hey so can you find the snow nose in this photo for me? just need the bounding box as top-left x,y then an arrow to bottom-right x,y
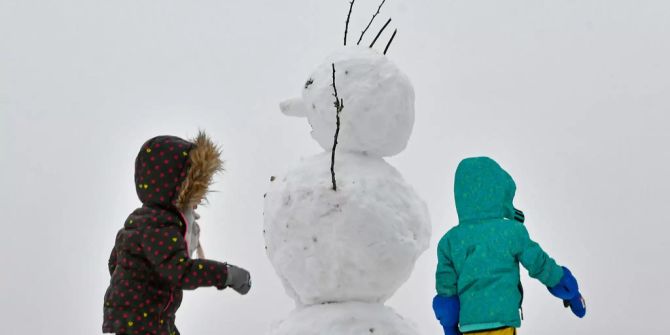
280,97 -> 308,117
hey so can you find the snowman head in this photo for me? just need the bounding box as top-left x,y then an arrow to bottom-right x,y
280,46 -> 415,157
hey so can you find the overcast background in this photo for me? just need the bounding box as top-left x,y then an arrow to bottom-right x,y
1,0 -> 669,334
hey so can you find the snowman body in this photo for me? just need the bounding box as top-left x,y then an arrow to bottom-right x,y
265,46 -> 431,334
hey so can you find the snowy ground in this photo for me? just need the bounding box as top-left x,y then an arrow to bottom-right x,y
269,302 -> 420,335
2,1 -> 670,334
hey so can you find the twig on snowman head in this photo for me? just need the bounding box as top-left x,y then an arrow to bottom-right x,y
330,63 -> 343,191
383,29 -> 397,55
369,17 -> 392,48
357,0 -> 387,45
344,0 -> 356,46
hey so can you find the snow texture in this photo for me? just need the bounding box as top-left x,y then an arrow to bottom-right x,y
280,46 -> 415,157
263,152 -> 431,306
268,302 -> 420,335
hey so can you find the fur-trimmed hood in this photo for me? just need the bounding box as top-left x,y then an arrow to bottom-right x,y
134,131 -> 223,210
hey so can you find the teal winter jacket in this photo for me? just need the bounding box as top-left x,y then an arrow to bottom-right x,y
436,157 -> 564,333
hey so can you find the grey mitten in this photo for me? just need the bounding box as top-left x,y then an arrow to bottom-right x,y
226,264 -> 252,295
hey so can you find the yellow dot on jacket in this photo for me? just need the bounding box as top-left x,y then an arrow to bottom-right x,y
160,319 -> 164,324
129,220 -> 133,224
198,264 -> 204,270
172,237 -> 178,242
144,184 -> 149,189
179,258 -> 184,263
143,312 -> 148,318
146,148 -> 152,153
182,151 -> 188,156
128,321 -> 134,327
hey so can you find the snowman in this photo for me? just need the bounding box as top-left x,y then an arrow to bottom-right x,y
264,44 -> 431,334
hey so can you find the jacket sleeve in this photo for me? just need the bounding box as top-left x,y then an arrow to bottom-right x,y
435,235 -> 458,297
514,223 -> 563,287
142,225 -> 228,290
108,229 -> 122,275
108,247 -> 117,276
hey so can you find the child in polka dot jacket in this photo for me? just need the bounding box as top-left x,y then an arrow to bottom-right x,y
103,132 -> 251,335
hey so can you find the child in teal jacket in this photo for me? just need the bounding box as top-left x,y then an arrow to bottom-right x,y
433,157 -> 585,335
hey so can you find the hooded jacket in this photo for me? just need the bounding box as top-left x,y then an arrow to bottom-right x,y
435,157 -> 563,333
103,133 -> 228,335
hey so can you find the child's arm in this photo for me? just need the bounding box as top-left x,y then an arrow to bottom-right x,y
141,225 -> 237,291
108,230 -> 122,275
514,223 -> 564,287
514,223 -> 586,317
108,247 -> 117,276
436,236 -> 458,297
434,235 -> 461,335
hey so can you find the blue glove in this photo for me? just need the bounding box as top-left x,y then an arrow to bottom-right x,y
548,266 -> 586,318
564,294 -> 587,318
548,267 -> 579,299
433,295 -> 462,335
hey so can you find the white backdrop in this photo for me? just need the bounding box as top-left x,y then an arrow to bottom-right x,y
1,0 -> 669,334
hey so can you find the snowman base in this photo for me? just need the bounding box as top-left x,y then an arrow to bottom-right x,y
268,302 -> 420,335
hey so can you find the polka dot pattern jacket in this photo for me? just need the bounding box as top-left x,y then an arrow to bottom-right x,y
103,133 -> 228,335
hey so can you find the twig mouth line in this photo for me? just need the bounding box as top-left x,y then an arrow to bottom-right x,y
330,63 -> 343,192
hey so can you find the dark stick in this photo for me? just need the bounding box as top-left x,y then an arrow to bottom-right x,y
357,0 -> 387,45
383,29 -> 397,55
369,17 -> 392,48
330,63 -> 343,191
344,0 -> 355,46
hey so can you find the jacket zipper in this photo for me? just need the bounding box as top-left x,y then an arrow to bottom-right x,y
159,289 -> 174,332
163,289 -> 174,313
518,282 -> 524,320
159,210 -> 188,335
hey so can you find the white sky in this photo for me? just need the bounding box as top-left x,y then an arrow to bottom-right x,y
1,0 -> 669,334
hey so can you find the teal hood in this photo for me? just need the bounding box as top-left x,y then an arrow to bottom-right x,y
454,157 -> 517,223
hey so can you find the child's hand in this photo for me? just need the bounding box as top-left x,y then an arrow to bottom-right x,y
433,295 -> 462,335
196,243 -> 206,259
441,325 -> 461,335
224,263 -> 252,295
563,295 -> 587,318
548,267 -> 586,318
548,267 -> 579,300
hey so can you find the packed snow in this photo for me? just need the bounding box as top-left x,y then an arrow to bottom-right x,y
267,41 -> 429,334
263,152 -> 431,306
280,46 -> 415,157
269,302 -> 420,335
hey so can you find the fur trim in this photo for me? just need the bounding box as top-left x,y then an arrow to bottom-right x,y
175,131 -> 224,209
